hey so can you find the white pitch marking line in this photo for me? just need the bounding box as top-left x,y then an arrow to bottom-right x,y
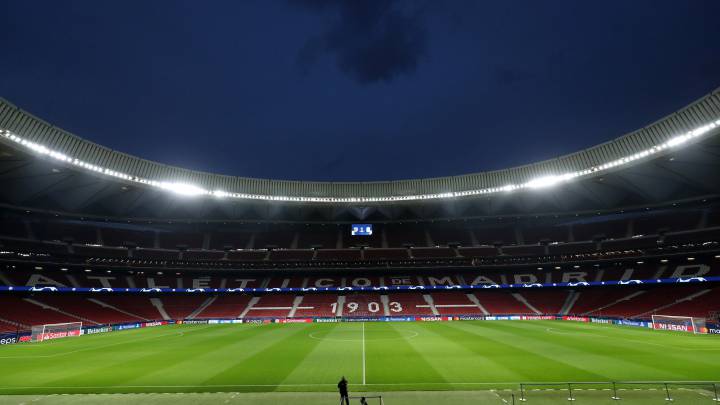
362,322 -> 366,386
490,389 -> 508,404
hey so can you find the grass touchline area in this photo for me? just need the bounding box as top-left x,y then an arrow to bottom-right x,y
0,320 -> 717,396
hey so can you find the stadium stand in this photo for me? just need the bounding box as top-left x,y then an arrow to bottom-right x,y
293,294 -> 339,317
0,89 -> 719,337
432,292 -> 484,315
194,295 -> 252,319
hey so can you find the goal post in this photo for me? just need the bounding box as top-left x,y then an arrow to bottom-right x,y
31,322 -> 83,342
651,315 -> 706,334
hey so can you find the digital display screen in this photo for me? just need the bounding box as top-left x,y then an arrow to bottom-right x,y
351,224 -> 373,236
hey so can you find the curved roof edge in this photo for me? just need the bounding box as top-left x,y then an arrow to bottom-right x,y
1,88 -> 720,202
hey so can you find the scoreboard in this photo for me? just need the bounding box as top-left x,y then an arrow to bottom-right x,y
351,224 -> 373,236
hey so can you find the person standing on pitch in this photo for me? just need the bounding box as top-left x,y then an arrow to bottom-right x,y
338,376 -> 349,405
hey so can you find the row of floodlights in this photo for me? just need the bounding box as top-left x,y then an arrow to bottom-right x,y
2,119 -> 719,203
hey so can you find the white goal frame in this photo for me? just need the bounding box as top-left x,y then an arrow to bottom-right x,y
651,315 -> 705,334
31,322 -> 83,342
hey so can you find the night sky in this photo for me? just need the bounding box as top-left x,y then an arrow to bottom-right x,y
1,1 -> 719,182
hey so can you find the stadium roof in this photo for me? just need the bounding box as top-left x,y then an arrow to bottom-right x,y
1,88 -> 720,221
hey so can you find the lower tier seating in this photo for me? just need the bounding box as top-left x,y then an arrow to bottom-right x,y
1,284 -> 718,331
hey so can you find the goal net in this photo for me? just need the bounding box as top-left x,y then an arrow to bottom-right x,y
651,315 -> 706,334
31,322 -> 83,342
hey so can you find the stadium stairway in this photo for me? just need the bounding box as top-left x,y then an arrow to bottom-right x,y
24,298 -> 101,325
160,296 -> 209,320
560,291 -> 580,315
150,298 -> 171,320
653,287 -> 719,318
385,293 -> 435,316
588,286 -> 708,318
292,294 -> 339,318
243,295 -> 294,318
520,290 -> 571,315
194,295 -> 252,319
634,288 -> 712,318
34,296 -> 137,325
0,317 -> 27,333
0,296 -> 95,327
87,298 -> 151,322
466,293 -> 490,315
92,296 -> 163,321
511,293 -> 542,314
187,296 -> 217,319
581,290 -> 646,317
473,291 -> 533,314
431,292 -> 485,315
422,294 -> 440,316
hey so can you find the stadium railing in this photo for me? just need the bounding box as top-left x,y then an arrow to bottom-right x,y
517,381 -> 720,402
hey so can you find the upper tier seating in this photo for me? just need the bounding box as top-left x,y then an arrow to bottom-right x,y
521,223 -> 568,244
472,224 -> 517,245
226,250 -> 267,261
0,219 -> 27,239
182,250 -> 226,261
601,236 -> 659,251
502,244 -> 545,257
635,211 -> 701,235
159,231 -> 203,250
102,228 -> 155,248
314,249 -> 361,261
411,247 -> 457,259
73,244 -> 129,259
547,242 -> 597,256
296,226 -> 340,249
208,230 -> 253,250
573,218 -> 628,241
457,246 -> 497,257
31,222 -> 97,244
363,248 -> 409,260
268,249 -> 314,261
132,248 -> 179,261
429,223 -> 474,246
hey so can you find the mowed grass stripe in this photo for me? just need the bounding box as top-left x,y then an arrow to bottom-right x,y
280,323 -> 363,387
202,323 -> 331,390
124,324 -> 295,388
4,325 -> 276,393
366,322 -> 448,385
0,325 -> 222,387
490,320 -> 720,381
415,322 -> 533,382
0,321 -> 718,395
47,324 -> 270,389
446,321 -> 614,382
447,321 -> 615,381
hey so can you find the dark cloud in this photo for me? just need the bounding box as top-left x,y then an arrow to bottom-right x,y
293,0 -> 428,84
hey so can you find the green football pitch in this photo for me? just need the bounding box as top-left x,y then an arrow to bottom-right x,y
0,320 -> 718,404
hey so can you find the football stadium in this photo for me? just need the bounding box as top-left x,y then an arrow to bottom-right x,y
2,2 -> 720,404
1,88 -> 720,404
